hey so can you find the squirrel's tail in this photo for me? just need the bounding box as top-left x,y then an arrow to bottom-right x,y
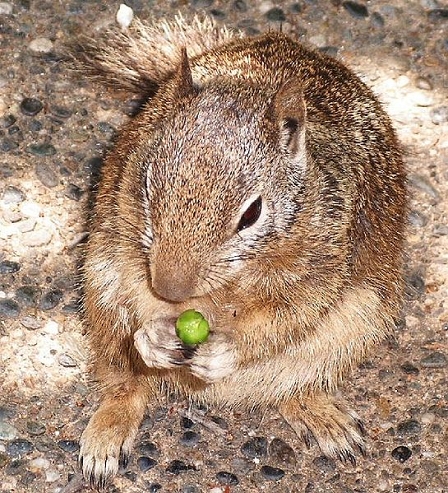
71,14 -> 238,94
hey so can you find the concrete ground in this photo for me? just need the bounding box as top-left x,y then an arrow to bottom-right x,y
0,0 -> 447,492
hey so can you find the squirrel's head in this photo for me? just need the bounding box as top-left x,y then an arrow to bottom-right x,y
123,51 -> 309,303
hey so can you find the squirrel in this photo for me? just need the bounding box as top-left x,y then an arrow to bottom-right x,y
73,14 -> 406,489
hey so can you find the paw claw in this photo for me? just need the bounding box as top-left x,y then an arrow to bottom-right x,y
181,346 -> 197,359
119,451 -> 130,470
280,395 -> 367,465
340,450 -> 357,466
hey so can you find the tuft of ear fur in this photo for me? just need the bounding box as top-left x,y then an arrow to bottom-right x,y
273,78 -> 307,156
69,14 -> 239,95
173,48 -> 196,99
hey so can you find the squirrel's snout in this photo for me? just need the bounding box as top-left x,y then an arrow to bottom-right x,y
151,265 -> 197,303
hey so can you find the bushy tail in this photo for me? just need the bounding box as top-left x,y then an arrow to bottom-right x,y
71,14 -> 238,94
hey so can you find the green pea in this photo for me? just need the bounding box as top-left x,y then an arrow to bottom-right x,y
175,309 -> 210,345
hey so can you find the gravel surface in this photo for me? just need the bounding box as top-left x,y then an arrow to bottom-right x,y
0,1 -> 447,492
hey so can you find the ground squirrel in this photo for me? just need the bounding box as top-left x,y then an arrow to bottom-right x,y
73,14 -> 406,489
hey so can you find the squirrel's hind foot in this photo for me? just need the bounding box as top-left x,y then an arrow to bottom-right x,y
279,393 -> 366,464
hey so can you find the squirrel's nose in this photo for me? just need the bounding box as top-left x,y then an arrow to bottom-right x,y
151,265 -> 196,303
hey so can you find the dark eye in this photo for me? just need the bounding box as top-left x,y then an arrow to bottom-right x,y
237,196 -> 262,232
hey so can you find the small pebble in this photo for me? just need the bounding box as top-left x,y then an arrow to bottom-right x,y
122,470 -> 136,482
420,351 -> 447,368
137,440 -> 160,458
20,200 -> 41,217
371,11 -> 384,28
180,416 -> 195,429
62,300 -> 81,313
43,319 -> 59,335
20,316 -> 42,332
181,486 -> 200,493
0,299 -> 20,318
428,8 -> 448,22
40,289 -> 63,311
210,416 -> 228,429
0,422 -> 18,440
20,97 -> 43,116
6,439 -> 34,457
28,38 -> 53,53
312,455 -> 336,472
430,106 -> 448,125
20,470 -> 37,485
0,260 -> 20,274
45,469 -> 60,482
147,484 -> 162,492
17,218 -> 37,234
408,210 -> 427,228
15,286 -> 41,307
241,436 -> 268,458
97,121 -> 116,136
391,446 -> 412,463
50,105 -> 72,120
402,485 -> 418,493
116,3 -> 134,29
58,353 -> 77,368
265,7 -> 286,21
137,456 -> 157,472
343,1 -> 369,18
409,91 -> 433,107
28,119 -> 43,132
2,186 -> 25,204
421,412 -> 436,425
405,271 -> 425,299
26,421 -> 46,436
260,465 -> 285,481
433,224 -> 448,236
415,76 -> 433,90
0,407 -> 16,420
27,143 -> 57,157
268,438 -> 296,467
141,416 -> 154,431
231,457 -> 254,475
216,471 -> 239,485
0,2 -> 13,15
191,0 -> 214,7
57,440 -> 79,453
0,137 -> 19,152
5,458 -> 24,476
35,162 -> 59,188
166,459 -> 193,474
397,420 -> 421,436
28,457 -> 50,472
408,174 -> 439,199
179,430 -> 200,447
400,362 -> 419,375
0,114 -> 16,128
420,459 -> 439,473
65,183 -> 84,201
233,0 -> 248,12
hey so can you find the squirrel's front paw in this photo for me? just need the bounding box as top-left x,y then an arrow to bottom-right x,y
134,317 -> 193,369
187,334 -> 237,383
79,403 -> 138,489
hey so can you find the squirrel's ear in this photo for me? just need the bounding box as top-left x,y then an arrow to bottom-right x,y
273,78 -> 307,156
172,47 -> 196,99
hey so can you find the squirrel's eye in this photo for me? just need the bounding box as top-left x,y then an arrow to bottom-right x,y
237,196 -> 262,232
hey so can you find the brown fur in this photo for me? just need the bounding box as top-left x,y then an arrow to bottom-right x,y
73,15 -> 406,489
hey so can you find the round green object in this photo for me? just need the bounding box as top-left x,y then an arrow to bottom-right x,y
175,309 -> 210,345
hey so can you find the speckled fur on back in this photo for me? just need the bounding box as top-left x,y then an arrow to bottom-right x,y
73,14 -> 406,490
